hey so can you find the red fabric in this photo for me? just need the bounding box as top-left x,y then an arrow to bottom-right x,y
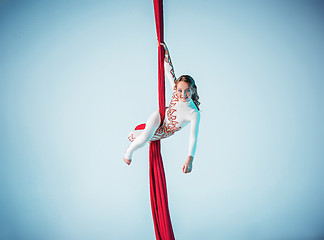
135,124 -> 146,130
150,0 -> 175,239
153,0 -> 165,123
149,141 -> 175,240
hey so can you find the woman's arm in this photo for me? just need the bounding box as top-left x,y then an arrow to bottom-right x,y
160,43 -> 177,89
188,111 -> 200,157
183,111 -> 200,173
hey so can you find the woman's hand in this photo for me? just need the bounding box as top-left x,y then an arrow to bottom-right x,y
182,156 -> 193,174
157,41 -> 169,60
157,41 -> 166,48
160,42 -> 169,53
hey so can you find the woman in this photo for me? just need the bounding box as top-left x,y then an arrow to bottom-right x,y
124,43 -> 200,174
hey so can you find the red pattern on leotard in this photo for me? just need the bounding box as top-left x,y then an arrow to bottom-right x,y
128,92 -> 181,142
151,91 -> 181,141
166,55 -> 177,83
128,133 -> 135,142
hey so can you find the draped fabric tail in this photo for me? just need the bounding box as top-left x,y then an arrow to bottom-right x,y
150,0 -> 175,239
149,141 -> 175,240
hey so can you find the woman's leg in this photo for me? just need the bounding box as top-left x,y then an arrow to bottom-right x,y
124,110 -> 161,163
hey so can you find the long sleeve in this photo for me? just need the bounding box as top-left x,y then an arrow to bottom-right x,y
164,56 -> 176,89
188,111 -> 200,157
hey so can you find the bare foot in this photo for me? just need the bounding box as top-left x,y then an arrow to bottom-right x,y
123,157 -> 131,165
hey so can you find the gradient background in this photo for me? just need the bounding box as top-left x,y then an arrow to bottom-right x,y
1,0 -> 324,239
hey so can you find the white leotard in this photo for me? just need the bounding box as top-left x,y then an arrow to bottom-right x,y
125,57 -> 200,159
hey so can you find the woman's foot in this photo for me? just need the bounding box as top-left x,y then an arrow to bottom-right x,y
123,157 -> 131,165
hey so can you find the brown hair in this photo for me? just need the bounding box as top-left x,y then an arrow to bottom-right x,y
176,75 -> 200,111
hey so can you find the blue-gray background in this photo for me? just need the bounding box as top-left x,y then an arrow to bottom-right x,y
1,0 -> 323,239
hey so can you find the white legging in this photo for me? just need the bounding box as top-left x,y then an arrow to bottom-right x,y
125,110 -> 161,159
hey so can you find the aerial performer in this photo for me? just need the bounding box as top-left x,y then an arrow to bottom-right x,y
123,1 -> 200,239
123,42 -> 201,174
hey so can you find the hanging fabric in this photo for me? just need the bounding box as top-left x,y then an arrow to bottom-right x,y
149,0 -> 175,239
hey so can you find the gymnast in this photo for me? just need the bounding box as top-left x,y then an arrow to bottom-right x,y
123,42 -> 200,174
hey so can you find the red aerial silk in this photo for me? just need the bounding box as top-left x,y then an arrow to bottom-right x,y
150,0 -> 175,239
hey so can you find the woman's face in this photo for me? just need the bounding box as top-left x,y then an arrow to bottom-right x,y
175,81 -> 192,102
